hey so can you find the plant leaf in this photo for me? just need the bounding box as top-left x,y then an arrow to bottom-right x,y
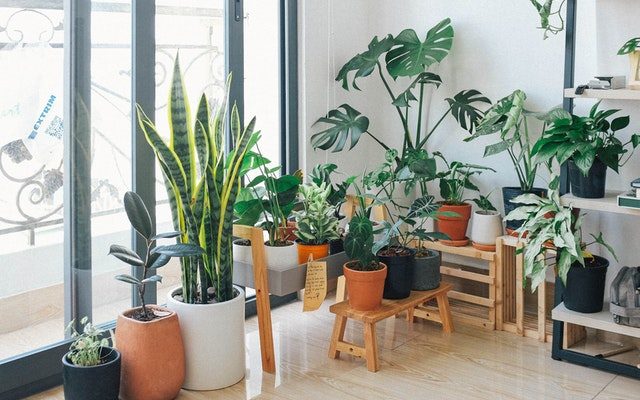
152,243 -> 205,257
115,274 -> 142,286
336,35 -> 394,90
123,191 -> 153,240
141,275 -> 163,284
151,231 -> 182,240
108,244 -> 144,267
446,90 -> 491,133
311,104 -> 370,153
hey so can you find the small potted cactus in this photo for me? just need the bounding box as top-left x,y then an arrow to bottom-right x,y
293,182 -> 340,264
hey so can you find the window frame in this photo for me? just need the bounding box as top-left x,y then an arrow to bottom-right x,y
0,0 -> 298,398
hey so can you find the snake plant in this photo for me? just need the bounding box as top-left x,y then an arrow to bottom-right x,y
137,56 -> 260,303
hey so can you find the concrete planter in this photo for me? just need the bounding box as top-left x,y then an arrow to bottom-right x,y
470,210 -> 503,251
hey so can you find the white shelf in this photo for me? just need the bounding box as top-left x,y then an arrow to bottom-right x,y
564,88 -> 640,100
560,192 -> 640,216
552,302 -> 640,339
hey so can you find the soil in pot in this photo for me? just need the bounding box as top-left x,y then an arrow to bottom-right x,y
436,202 -> 471,245
297,242 -> 330,264
343,261 -> 387,311
412,249 -> 441,291
562,255 -> 610,313
502,187 -> 547,233
568,158 -> 607,199
115,305 -> 185,400
377,247 -> 416,299
63,347 -> 121,400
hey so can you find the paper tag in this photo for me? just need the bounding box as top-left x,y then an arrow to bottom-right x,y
302,259 -> 327,312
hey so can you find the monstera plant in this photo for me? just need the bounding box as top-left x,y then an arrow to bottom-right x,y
311,18 -> 490,196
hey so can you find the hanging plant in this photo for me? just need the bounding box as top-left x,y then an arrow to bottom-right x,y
528,0 -> 566,39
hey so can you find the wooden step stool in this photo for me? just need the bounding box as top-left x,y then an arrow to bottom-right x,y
328,283 -> 453,372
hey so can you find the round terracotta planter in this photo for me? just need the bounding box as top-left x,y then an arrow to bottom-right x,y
343,262 -> 387,311
436,203 -> 472,243
115,305 -> 185,400
297,242 -> 330,264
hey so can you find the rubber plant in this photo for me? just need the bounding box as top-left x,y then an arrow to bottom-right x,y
311,18 -> 490,196
137,56 -> 260,304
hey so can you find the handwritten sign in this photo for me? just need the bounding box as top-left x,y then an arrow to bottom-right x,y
303,259 -> 327,312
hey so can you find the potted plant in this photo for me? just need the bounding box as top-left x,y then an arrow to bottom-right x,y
618,37 -> 640,89
434,152 -> 495,246
110,192 -> 203,400
292,182 -> 340,264
62,318 -> 120,400
528,0 -> 566,39
343,189 -> 387,311
138,56 -> 259,390
309,163 -> 355,254
234,150 -> 302,269
466,90 -> 555,233
469,193 -> 502,251
506,177 -> 618,313
311,19 -> 489,195
532,102 -> 640,199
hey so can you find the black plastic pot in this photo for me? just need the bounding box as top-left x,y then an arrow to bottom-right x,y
377,248 -> 415,299
502,186 -> 547,232
562,255 -> 610,313
412,250 -> 441,291
329,238 -> 344,255
63,347 -> 121,400
568,158 -> 607,199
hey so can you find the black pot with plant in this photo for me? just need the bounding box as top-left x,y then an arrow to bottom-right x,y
532,102 -> 640,199
561,255 -> 610,313
62,318 -> 121,400
412,248 -> 441,291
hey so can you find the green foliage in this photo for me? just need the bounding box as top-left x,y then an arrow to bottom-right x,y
309,163 -> 356,213
505,180 -> 618,291
111,191 -> 203,318
528,0 -> 566,39
466,90 -> 554,191
434,152 -> 495,205
137,56 -> 259,303
472,194 -> 497,213
618,37 -> 640,55
233,153 -> 302,245
293,182 -> 340,245
312,19 -> 489,190
65,317 -> 112,367
531,102 -> 640,175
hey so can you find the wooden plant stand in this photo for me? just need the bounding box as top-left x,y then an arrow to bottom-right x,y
417,240 -> 499,330
328,283 -> 453,372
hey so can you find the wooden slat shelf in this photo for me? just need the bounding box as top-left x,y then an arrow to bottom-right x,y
419,241 -> 495,261
552,302 -> 640,339
560,192 -> 640,216
564,87 -> 640,100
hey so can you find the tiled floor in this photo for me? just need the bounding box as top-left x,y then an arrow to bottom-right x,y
27,292 -> 640,399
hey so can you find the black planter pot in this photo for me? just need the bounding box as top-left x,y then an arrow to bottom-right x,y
502,186 -> 547,232
377,248 -> 415,299
568,158 -> 607,199
412,250 -> 441,291
62,347 -> 121,400
329,238 -> 344,255
562,255 -> 610,313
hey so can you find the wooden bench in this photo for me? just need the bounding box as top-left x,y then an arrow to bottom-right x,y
328,283 -> 453,372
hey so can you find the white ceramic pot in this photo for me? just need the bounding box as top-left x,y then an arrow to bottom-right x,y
166,286 -> 246,390
232,239 -> 253,264
264,241 -> 298,270
470,210 -> 503,246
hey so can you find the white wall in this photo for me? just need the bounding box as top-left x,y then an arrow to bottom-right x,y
299,1 -> 640,288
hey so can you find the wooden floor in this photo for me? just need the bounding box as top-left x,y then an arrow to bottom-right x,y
28,292 -> 640,400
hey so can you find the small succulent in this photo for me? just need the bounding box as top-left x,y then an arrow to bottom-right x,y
65,317 -> 112,367
293,182 -> 340,245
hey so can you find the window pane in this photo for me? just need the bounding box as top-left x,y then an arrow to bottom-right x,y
154,1 -> 226,301
244,0 -> 281,167
89,0 -> 132,326
0,4 -> 65,360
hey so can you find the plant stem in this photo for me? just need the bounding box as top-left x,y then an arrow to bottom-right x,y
419,106 -> 452,149
376,62 -> 413,150
416,83 -> 425,147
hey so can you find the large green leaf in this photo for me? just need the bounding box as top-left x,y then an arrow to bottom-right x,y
385,18 -> 454,78
336,35 -> 394,90
344,215 -> 374,267
392,72 -> 442,107
123,191 -> 153,239
109,244 -> 144,267
408,195 -> 438,218
446,90 -> 491,133
618,37 -> 640,55
311,104 -> 370,152
153,243 -> 205,257
168,56 -> 195,194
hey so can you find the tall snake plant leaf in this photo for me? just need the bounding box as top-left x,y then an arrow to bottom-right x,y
385,18 -> 454,78
168,56 -> 196,195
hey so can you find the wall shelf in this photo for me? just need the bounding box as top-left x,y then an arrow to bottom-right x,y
560,192 -> 640,216
552,302 -> 640,339
564,88 -> 640,100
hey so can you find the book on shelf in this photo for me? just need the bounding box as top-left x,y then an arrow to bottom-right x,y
617,191 -> 640,209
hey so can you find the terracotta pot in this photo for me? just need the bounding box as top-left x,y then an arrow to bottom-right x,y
115,305 -> 185,400
278,221 -> 298,242
436,203 -> 472,241
343,262 -> 387,311
297,242 -> 330,264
